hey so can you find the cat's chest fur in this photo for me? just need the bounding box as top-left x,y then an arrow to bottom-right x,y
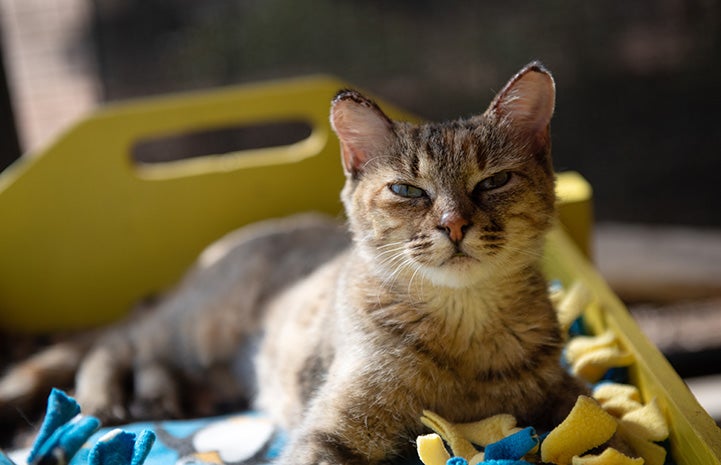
359,277 -> 561,420
257,249 -> 563,429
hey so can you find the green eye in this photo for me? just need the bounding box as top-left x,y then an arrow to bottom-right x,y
389,183 -> 426,198
477,171 -> 511,191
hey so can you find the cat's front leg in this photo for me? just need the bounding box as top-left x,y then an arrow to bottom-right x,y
74,330 -> 135,421
73,322 -> 186,421
277,379 -> 418,465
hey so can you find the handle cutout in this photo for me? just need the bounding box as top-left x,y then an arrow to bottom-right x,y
131,120 -> 313,164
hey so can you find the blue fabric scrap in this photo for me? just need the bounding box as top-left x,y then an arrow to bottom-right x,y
568,316 -> 587,338
22,389 -> 158,465
1,452 -> 16,465
27,388 -> 101,465
601,366 -> 629,384
446,457 -> 468,465
265,431 -> 288,460
484,427 -> 537,462
28,388 -> 85,464
482,454 -> 534,464
87,429 -> 156,465
34,416 -> 101,465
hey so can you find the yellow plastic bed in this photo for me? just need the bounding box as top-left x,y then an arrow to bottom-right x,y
0,76 -> 719,464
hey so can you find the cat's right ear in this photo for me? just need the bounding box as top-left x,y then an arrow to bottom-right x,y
485,61 -> 555,151
330,90 -> 395,178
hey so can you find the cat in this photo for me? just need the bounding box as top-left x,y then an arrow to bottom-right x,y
0,62 -> 589,464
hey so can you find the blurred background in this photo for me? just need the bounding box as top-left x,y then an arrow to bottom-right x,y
0,0 -> 720,422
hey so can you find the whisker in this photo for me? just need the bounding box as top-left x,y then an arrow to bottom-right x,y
406,260 -> 426,302
491,242 -> 543,260
380,253 -> 420,293
375,241 -> 409,251
376,249 -> 408,269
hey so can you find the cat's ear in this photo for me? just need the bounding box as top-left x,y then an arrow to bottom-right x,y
331,90 -> 395,178
486,61 -> 555,148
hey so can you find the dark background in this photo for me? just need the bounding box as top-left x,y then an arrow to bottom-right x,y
91,0 -> 721,226
2,0 -> 720,225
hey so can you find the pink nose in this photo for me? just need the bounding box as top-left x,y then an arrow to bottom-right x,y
438,212 -> 471,244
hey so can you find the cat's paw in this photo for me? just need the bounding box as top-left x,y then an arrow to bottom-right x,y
278,432 -> 376,465
76,389 -> 129,423
128,363 -> 182,419
74,343 -> 131,423
0,364 -> 40,424
75,346 -> 184,422
0,364 -> 35,406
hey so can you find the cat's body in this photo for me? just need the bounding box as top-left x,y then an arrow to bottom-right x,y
0,62 -> 588,464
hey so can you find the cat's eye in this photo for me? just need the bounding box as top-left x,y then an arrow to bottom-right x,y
389,183 -> 426,199
476,171 -> 511,192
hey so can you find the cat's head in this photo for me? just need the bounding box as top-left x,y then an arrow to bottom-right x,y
330,62 -> 556,289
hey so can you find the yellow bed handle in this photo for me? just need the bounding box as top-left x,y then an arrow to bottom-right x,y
0,76 -> 413,332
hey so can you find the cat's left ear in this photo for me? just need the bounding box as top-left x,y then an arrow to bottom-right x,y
331,90 -> 395,178
486,61 -> 555,149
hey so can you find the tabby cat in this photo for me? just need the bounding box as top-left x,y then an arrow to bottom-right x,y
0,62 -> 588,464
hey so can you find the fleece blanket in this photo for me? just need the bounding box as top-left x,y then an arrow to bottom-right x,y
3,390 -> 289,465
1,281 -> 672,465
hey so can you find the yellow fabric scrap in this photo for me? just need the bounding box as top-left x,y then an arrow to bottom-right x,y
455,413 -> 521,447
566,329 -> 617,361
417,385 -> 670,465
606,397 -> 669,465
592,383 -> 669,465
420,410 -> 479,461
574,347 -> 635,382
416,433 -> 451,465
191,451 -> 223,464
565,330 -> 635,383
418,411 -> 525,463
468,452 -> 486,465
593,383 -> 643,417
618,423 -> 667,465
571,447 -> 644,465
593,383 -> 641,405
556,281 -> 592,336
540,395 -> 618,465
620,398 -> 669,442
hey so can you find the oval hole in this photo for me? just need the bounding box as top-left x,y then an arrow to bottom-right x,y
131,120 -> 313,164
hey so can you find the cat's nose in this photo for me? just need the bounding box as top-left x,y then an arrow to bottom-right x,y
438,212 -> 471,244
